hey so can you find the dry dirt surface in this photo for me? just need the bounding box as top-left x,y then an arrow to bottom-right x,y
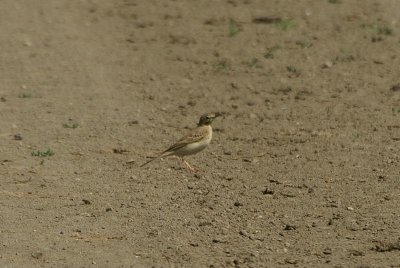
1,0 -> 400,267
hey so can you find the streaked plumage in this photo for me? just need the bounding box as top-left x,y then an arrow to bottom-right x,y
141,112 -> 222,171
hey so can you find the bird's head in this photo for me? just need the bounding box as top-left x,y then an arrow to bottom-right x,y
198,112 -> 223,126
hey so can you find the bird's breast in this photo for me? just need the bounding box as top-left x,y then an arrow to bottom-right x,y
176,126 -> 212,156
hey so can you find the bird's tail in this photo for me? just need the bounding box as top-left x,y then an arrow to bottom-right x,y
140,150 -> 174,167
140,156 -> 159,167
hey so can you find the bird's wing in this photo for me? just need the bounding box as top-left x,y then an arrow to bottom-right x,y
163,127 -> 207,154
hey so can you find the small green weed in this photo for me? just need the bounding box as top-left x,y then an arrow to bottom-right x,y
377,26 -> 393,35
214,60 -> 231,71
333,49 -> 355,64
287,65 -> 300,74
228,20 -> 240,37
247,58 -> 259,68
295,40 -> 313,48
31,149 -> 54,157
63,122 -> 79,129
274,19 -> 294,30
361,23 -> 394,36
333,54 -> 355,64
19,93 -> 32,98
263,44 -> 282,59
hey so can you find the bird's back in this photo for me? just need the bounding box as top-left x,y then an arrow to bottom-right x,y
164,125 -> 212,157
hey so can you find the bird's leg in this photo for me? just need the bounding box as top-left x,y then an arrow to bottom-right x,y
181,158 -> 198,173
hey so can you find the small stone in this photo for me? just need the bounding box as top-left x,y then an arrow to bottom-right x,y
322,60 -> 333,69
234,201 -> 243,207
371,36 -> 382,42
212,238 -> 226,243
247,84 -> 255,90
251,251 -> 259,257
82,199 -> 91,205
113,148 -> 129,154
349,224 -> 359,231
128,120 -> 139,125
373,59 -> 383,64
349,249 -> 364,256
262,188 -> 274,195
239,229 -> 249,237
347,206 -> 354,211
31,252 -> 43,259
283,224 -> 296,230
14,134 -> 22,140
187,101 -> 196,107
23,40 -> 32,47
285,258 -> 298,264
390,84 -> 400,92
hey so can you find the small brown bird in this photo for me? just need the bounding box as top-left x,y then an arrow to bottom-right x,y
141,112 -> 222,171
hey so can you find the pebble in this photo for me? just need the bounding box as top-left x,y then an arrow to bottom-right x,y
285,258 -> 297,264
239,229 -> 250,237
322,60 -> 333,68
31,252 -> 43,259
23,40 -> 32,47
262,188 -> 274,195
247,84 -> 255,90
234,201 -> 243,207
14,134 -> 22,140
283,224 -> 297,230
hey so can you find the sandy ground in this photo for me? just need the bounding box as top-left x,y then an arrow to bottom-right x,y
1,0 -> 400,267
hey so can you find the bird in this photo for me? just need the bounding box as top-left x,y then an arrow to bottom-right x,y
141,112 -> 223,172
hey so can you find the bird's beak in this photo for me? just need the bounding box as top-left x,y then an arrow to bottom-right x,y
214,112 -> 224,118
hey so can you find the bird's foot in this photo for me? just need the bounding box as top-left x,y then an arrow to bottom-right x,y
182,159 -> 201,173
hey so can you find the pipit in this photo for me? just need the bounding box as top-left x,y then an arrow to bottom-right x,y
141,112 -> 222,172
